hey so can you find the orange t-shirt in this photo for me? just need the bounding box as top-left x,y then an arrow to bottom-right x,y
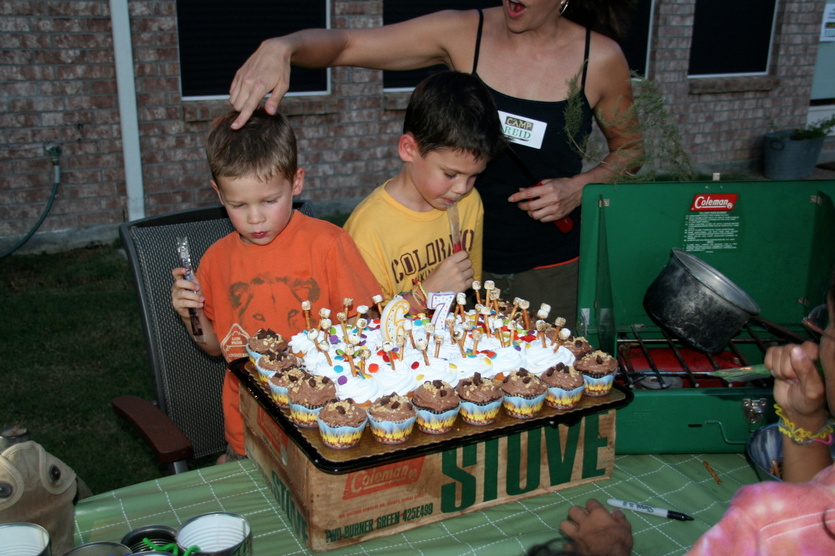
197,211 -> 382,454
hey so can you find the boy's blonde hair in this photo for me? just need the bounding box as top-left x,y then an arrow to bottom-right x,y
206,108 -> 298,185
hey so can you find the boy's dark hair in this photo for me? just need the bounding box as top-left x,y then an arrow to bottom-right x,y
404,71 -> 506,162
206,108 -> 298,185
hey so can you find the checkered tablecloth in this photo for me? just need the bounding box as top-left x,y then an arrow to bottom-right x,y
74,453 -> 758,555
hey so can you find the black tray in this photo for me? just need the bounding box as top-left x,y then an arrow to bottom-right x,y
231,357 -> 633,474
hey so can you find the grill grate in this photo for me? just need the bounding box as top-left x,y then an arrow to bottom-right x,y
614,319 -> 812,390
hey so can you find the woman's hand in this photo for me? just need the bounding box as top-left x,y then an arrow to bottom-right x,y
229,38 -> 293,129
507,176 -> 584,222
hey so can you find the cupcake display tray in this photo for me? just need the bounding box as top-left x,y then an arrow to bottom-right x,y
231,357 -> 632,474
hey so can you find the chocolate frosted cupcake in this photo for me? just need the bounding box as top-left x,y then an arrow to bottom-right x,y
256,349 -> 301,385
317,398 -> 367,449
575,350 -> 618,397
247,328 -> 287,364
366,394 -> 418,444
541,363 -> 585,409
563,336 -> 595,360
287,375 -> 337,428
500,369 -> 547,419
412,380 -> 461,434
268,367 -> 308,408
456,372 -> 504,426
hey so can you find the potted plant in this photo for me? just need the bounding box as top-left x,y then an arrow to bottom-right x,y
763,114 -> 835,179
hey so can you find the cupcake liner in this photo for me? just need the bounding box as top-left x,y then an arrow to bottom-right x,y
459,397 -> 503,426
366,414 -> 417,444
255,362 -> 277,386
414,405 -> 460,434
289,402 -> 324,428
268,382 -> 291,409
317,419 -> 367,449
582,373 -> 615,397
545,384 -> 585,409
246,345 -> 264,366
502,392 -> 547,419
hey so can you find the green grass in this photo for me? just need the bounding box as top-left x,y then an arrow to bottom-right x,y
0,243 -> 167,494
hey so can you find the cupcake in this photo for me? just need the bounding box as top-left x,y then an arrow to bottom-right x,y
268,367 -> 308,408
256,349 -> 301,385
317,399 -> 367,449
287,375 -> 337,428
500,369 -> 547,419
562,336 -> 595,360
412,380 -> 461,434
575,350 -> 618,397
455,372 -> 504,426
366,394 -> 418,444
247,328 -> 287,364
541,363 -> 585,409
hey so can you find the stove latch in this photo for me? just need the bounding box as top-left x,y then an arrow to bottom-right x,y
742,398 -> 768,425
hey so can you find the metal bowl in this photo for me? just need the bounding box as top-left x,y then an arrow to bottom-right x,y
746,423 -> 835,481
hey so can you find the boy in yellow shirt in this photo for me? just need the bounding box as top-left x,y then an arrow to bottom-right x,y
344,71 -> 505,311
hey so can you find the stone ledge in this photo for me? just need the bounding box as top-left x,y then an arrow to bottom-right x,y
688,76 -> 781,95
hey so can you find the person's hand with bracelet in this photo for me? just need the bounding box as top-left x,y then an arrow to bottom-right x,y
765,341 -> 833,482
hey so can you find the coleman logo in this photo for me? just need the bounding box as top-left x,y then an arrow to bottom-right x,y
691,194 -> 738,211
343,458 -> 424,500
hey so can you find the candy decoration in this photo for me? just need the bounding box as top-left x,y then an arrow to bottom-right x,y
520,299 -> 531,330
434,333 -> 444,359
372,294 -> 384,316
416,337 -> 430,366
472,280 -> 482,305
554,327 -> 571,353
382,341 -> 395,370
301,300 -> 312,330
551,316 -> 566,346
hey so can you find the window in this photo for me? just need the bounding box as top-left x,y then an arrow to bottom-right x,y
382,1 -> 497,90
177,1 -> 328,99
618,0 -> 654,77
688,0 -> 778,77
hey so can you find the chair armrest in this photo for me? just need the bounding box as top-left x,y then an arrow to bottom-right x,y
112,395 -> 194,464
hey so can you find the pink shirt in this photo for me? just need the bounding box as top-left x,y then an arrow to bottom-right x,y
687,464 -> 835,556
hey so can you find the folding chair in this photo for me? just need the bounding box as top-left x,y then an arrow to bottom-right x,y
113,201 -> 314,474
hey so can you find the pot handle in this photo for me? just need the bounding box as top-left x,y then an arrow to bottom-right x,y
769,138 -> 785,150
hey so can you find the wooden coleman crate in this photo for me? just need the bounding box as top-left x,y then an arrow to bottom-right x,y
240,386 -> 618,552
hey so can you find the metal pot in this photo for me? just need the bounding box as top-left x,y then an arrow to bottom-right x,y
643,248 -> 760,353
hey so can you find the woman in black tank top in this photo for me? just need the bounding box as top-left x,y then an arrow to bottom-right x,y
229,1 -> 643,326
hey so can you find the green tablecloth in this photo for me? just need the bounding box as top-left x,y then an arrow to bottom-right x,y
74,453 -> 758,555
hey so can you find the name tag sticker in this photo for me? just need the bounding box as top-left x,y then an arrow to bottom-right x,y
499,110 -> 547,150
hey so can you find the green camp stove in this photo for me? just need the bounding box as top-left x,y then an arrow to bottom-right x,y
577,179 -> 835,453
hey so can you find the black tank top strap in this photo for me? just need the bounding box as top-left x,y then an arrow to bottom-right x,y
472,9 -> 484,75
581,27 -> 590,91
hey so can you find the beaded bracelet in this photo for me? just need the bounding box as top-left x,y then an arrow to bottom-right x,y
774,404 -> 835,445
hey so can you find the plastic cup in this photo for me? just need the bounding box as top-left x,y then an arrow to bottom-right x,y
0,523 -> 50,556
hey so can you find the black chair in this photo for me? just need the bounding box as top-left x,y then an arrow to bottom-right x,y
114,201 -> 315,474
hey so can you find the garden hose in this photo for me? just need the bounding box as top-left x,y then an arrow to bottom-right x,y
0,145 -> 61,259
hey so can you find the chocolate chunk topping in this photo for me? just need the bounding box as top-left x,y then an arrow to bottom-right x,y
406,402 -> 414,411
596,355 -> 604,364
556,362 -> 566,371
380,395 -> 392,405
432,379 -> 443,389
336,405 -> 346,415
522,377 -> 532,384
518,369 -> 530,377
440,390 -> 448,397
308,377 -> 316,387
574,340 -> 583,347
545,368 -> 555,377
288,375 -> 300,383
322,377 -> 331,384
473,375 -> 483,386
391,401 -> 400,409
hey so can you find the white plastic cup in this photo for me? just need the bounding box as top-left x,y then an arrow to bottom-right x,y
0,523 -> 50,556
177,512 -> 252,556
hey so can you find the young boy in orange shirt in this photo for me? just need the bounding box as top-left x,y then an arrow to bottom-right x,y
171,109 -> 381,462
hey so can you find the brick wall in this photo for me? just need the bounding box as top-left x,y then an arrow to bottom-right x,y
0,0 -> 830,253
